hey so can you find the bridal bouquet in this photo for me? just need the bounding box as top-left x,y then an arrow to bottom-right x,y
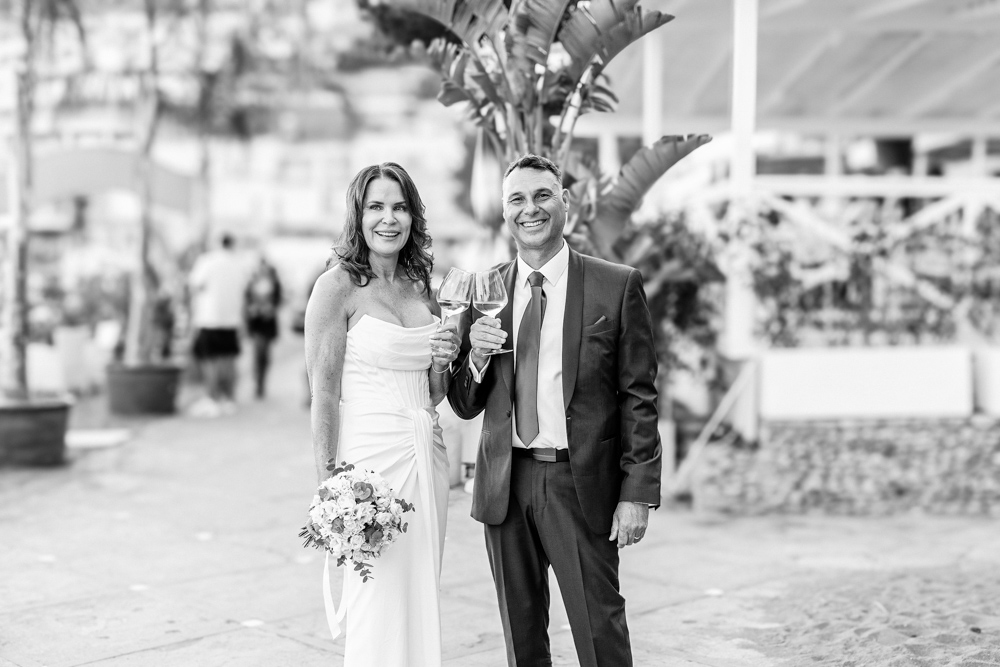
299,461 -> 415,582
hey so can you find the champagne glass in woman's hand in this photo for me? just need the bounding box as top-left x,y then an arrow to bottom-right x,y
431,268 -> 471,370
473,269 -> 512,356
436,268 -> 473,321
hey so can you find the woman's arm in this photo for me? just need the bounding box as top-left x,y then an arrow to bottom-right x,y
428,320 -> 460,406
304,267 -> 353,484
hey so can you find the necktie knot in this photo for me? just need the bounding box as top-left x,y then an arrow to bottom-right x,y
528,271 -> 544,289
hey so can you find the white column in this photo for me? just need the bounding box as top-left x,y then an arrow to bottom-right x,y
821,134 -> 843,217
964,136 -> 989,237
730,0 -> 759,197
722,0 -> 760,360
642,29 -> 663,147
971,135 -> 988,175
598,130 -> 621,176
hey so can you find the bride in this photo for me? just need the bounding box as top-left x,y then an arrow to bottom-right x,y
304,162 -> 461,666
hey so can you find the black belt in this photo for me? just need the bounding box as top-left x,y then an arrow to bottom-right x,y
512,447 -> 569,462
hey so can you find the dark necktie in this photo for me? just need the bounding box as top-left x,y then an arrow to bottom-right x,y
515,271 -> 546,446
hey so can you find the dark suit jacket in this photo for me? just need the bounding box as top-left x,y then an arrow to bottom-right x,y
447,248 -> 662,534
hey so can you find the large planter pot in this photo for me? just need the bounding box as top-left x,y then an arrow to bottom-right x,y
0,398 -> 72,466
106,364 -> 182,415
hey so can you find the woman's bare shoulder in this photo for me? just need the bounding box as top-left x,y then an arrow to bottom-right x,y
307,266 -> 357,321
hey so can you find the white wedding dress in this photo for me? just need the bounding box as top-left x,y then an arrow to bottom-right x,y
324,314 -> 449,667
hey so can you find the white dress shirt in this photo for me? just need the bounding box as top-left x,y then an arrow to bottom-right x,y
471,242 -> 569,450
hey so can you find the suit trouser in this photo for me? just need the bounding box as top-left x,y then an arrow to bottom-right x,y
485,456 -> 631,667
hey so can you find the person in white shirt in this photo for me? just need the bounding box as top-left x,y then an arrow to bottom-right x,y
188,233 -> 249,416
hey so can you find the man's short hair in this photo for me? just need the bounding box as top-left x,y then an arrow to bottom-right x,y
503,154 -> 562,185
220,233 -> 234,249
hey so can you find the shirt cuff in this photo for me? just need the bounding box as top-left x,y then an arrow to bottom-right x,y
468,355 -> 490,383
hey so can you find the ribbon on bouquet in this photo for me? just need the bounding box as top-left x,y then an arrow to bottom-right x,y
323,552 -> 347,639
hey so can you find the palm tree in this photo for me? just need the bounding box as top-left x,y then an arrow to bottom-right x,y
2,0 -> 86,401
385,0 -> 712,264
0,0 -> 86,463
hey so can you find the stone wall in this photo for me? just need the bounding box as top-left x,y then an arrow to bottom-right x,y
692,418 -> 1000,515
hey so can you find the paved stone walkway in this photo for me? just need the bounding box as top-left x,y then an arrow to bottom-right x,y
1,337 -> 997,666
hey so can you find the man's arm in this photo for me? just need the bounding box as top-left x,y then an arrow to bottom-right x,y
446,310 -> 497,419
616,268 -> 663,505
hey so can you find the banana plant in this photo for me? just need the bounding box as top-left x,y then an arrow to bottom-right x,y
389,0 -> 712,266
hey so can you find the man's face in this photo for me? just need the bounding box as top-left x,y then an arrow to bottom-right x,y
502,167 -> 569,258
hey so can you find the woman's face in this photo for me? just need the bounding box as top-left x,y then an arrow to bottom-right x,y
360,177 -> 412,260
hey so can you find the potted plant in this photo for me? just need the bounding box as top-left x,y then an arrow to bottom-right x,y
0,0 -> 82,465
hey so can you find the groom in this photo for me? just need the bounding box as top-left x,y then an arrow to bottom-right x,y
448,154 -> 662,666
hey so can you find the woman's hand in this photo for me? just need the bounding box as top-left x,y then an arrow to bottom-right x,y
430,320 -> 460,372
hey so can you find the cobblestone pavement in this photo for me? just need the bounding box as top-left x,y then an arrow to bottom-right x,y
1,337 -> 998,666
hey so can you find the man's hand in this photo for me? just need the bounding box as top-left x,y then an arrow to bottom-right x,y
609,501 -> 649,549
468,316 -> 507,370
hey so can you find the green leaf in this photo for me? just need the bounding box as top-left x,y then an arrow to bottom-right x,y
383,0 -> 508,52
559,2 -> 674,85
592,134 -> 713,258
470,72 -> 506,108
438,81 -> 477,106
506,0 -> 576,107
508,0 -> 574,68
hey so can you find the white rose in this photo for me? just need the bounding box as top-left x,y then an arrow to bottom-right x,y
349,534 -> 365,549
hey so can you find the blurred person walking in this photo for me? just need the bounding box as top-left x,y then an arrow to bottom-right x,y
305,162 -> 460,666
244,256 -> 283,399
188,233 -> 249,417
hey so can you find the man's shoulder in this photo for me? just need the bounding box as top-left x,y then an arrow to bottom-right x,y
579,252 -> 635,281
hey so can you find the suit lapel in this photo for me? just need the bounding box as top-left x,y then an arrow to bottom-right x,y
562,248 -> 583,411
499,260 -> 516,400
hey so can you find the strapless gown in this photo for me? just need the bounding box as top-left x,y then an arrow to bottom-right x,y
324,314 -> 450,666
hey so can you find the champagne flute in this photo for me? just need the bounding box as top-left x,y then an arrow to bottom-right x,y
436,267 -> 473,321
474,268 -> 512,355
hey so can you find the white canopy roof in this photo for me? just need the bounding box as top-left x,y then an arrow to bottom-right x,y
579,0 -> 1000,138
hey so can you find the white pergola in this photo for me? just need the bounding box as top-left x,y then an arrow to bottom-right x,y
576,0 -> 1000,465
577,0 -> 1000,198
575,0 -> 1000,359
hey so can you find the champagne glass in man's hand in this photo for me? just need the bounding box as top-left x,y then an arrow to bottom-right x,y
473,268 -> 512,356
437,268 -> 473,321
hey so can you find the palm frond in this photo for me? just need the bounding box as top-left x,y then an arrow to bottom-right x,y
559,2 -> 674,85
384,0 -> 509,52
506,0 -> 575,104
591,134 -> 712,257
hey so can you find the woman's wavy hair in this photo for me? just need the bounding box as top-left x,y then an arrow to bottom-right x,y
330,162 -> 433,295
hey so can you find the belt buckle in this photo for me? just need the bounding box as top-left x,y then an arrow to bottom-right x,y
535,449 -> 557,463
